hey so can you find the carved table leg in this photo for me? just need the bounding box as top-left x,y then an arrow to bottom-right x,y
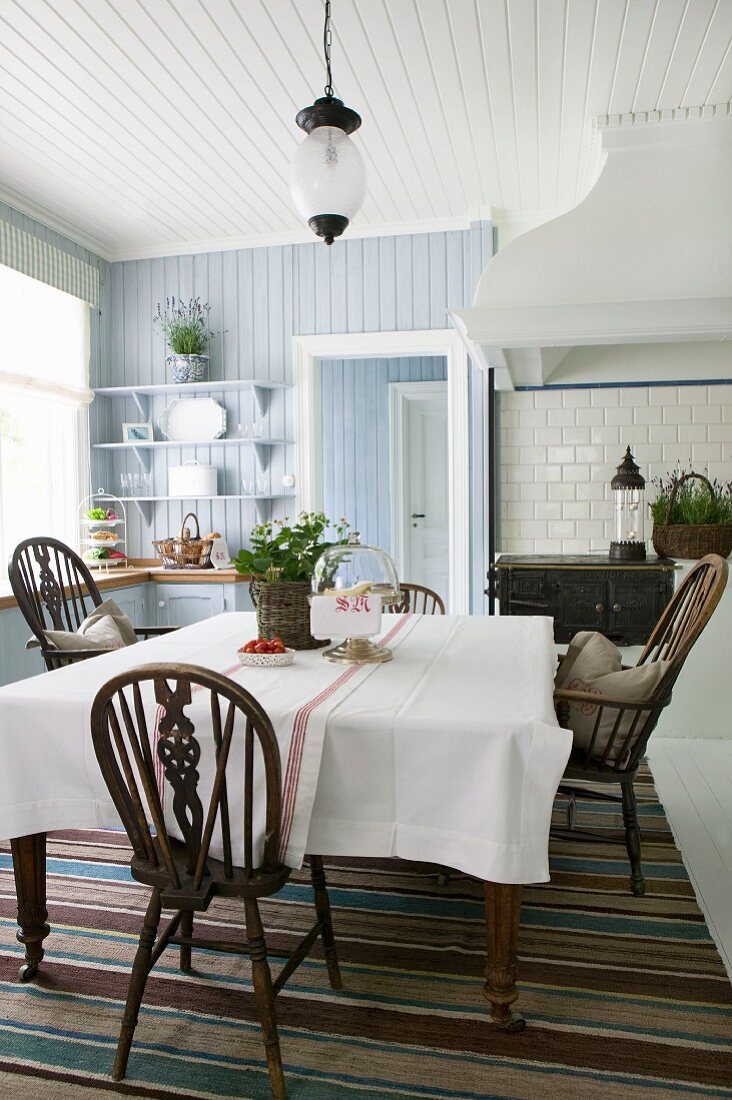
483,881 -> 526,1032
10,833 -> 49,982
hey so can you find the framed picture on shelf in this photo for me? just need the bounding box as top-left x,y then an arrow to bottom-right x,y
122,421 -> 154,443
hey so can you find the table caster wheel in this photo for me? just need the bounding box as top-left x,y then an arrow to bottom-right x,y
19,963 -> 38,983
492,1009 -> 526,1033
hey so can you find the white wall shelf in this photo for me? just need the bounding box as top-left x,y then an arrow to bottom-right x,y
120,493 -> 295,526
93,438 -> 291,447
93,438 -> 292,475
95,378 -> 290,419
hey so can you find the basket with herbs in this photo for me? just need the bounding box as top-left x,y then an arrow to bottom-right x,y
650,468 -> 732,560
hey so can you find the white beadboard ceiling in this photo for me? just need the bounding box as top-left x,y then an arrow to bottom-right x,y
0,0 -> 730,261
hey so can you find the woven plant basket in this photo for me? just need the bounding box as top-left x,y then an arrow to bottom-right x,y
652,473 -> 732,560
249,580 -> 327,650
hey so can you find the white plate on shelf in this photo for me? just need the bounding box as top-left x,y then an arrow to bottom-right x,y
83,537 -> 123,547
158,397 -> 226,442
81,517 -> 124,526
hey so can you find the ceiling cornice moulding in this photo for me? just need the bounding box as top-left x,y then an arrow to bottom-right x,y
0,182 -> 113,263
108,216 -> 476,263
595,102 -> 731,131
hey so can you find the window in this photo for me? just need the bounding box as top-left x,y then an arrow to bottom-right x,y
0,264 -> 91,590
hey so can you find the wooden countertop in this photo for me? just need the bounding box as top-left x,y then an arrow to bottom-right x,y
0,561 -> 251,611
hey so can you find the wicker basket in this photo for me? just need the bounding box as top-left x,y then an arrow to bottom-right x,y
249,580 -> 327,650
652,473 -> 732,560
153,512 -> 215,569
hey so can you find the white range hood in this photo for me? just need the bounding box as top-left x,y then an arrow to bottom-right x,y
451,105 -> 732,389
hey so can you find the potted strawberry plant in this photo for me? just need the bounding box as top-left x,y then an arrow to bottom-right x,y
234,512 -> 349,649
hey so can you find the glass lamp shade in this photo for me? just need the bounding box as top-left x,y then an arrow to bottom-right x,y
290,126 -> 366,242
312,532 -> 400,603
613,489 -> 644,544
609,447 -> 646,560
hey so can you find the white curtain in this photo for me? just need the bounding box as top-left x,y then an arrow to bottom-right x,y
0,264 -> 91,585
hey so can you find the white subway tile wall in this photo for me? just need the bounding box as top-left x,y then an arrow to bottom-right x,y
500,384 -> 732,554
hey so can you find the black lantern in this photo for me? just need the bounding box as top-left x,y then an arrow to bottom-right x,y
290,1 -> 366,245
610,447 -> 646,560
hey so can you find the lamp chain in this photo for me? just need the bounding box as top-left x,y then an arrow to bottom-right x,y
323,0 -> 333,98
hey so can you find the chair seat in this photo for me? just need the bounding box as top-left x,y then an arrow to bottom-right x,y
561,749 -> 636,784
131,842 -> 291,905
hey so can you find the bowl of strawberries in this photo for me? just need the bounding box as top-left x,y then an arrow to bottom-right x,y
237,636 -> 294,667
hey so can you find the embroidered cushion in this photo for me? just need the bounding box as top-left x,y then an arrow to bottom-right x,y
555,630 -> 621,689
27,599 -> 137,653
558,632 -> 670,764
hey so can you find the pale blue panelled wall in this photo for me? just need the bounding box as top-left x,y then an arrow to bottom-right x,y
320,357 -> 446,551
96,223 -> 494,611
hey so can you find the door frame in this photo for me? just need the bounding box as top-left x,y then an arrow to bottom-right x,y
292,328 -> 470,614
388,380 -> 448,585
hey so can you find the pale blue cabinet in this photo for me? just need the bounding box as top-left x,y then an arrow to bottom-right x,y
155,583 -> 225,628
154,582 -> 253,627
106,584 -> 149,632
0,606 -> 44,686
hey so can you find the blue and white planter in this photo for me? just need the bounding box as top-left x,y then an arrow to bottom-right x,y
166,354 -> 209,383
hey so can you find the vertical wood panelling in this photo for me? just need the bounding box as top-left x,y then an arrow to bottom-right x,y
320,357 -> 448,551
92,222 -> 493,610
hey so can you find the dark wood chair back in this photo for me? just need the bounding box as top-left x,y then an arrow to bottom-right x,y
9,537 -> 104,670
90,662 -> 341,1097
394,583 -> 445,615
90,663 -> 283,894
557,554 -> 728,773
554,554 -> 728,896
637,553 -> 728,674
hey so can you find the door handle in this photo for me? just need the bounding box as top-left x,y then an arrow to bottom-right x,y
595,603 -> 604,613
411,513 -> 425,518
613,603 -> 622,612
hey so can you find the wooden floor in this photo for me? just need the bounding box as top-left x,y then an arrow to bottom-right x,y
647,737 -> 732,980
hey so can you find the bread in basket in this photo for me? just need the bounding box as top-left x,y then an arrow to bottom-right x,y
153,512 -> 215,569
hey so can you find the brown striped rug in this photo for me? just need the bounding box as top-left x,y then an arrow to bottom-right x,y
0,768 -> 730,1099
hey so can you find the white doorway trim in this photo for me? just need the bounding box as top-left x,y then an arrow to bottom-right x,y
292,328 -> 470,614
389,380 -> 448,584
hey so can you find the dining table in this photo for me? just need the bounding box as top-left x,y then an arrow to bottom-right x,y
0,609 -> 572,1032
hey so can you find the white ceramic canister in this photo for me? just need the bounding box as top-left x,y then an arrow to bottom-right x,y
168,459 -> 217,497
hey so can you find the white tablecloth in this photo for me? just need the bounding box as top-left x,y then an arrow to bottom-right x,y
0,612 -> 571,884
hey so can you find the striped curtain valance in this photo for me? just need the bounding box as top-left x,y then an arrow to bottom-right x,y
0,220 -> 99,307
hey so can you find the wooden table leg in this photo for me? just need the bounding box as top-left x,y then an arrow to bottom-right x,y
10,833 -> 49,982
483,881 -> 526,1032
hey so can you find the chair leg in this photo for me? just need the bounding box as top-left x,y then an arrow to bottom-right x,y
621,781 -> 646,897
566,788 -> 577,829
309,855 -> 343,990
179,910 -> 193,972
244,898 -> 287,1100
113,888 -> 162,1082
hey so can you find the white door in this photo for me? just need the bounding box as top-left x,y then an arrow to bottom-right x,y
392,384 -> 449,605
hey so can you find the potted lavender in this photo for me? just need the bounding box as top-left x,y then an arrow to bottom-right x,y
154,297 -> 215,383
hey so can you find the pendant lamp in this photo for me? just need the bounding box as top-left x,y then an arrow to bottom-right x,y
290,1 -> 366,245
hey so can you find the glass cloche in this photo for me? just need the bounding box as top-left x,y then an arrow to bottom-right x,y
312,532 -> 400,602
311,533 -> 400,663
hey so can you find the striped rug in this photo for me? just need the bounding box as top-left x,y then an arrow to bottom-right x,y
0,768 -> 730,1099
